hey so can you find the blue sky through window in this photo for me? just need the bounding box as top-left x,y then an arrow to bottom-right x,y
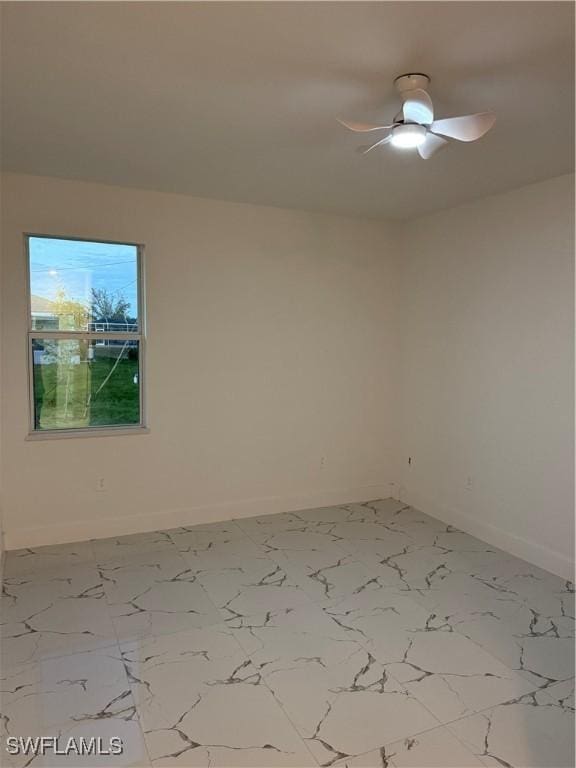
29,237 -> 139,318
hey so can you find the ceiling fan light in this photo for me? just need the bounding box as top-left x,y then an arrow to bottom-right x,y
390,124 -> 427,149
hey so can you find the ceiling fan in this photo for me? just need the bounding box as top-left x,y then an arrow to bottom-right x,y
338,73 -> 496,159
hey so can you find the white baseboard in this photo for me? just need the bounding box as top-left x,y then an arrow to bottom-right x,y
8,483 -> 572,583
399,487 -> 575,582
4,482 -> 396,551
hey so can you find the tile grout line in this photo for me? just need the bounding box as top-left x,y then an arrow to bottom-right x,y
227,613 -> 324,768
88,537 -> 155,768
219,514 -> 358,766
42,537 -> 153,766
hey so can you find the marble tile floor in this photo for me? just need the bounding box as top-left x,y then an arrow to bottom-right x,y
1,498 -> 573,767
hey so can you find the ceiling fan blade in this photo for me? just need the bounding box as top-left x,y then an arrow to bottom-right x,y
401,89 -> 434,125
337,118 -> 394,133
430,112 -> 496,142
360,135 -> 392,154
418,133 -> 448,159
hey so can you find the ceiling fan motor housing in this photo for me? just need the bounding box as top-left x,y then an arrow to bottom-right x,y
394,73 -> 431,94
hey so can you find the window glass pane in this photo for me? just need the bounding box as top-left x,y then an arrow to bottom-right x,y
29,237 -> 139,332
32,339 -> 140,430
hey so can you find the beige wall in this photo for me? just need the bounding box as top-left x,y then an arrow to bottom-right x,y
0,173 -> 400,548
0,174 -> 4,576
397,174 -> 574,579
1,172 -> 573,580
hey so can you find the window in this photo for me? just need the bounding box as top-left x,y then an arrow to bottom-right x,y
26,235 -> 145,434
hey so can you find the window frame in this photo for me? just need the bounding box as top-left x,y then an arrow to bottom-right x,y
25,233 -> 148,438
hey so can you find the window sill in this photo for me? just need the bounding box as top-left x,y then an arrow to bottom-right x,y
26,426 -> 150,441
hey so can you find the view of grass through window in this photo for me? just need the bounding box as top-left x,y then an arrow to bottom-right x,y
28,236 -> 142,431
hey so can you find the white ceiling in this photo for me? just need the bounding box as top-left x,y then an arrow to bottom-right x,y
1,2 -> 574,219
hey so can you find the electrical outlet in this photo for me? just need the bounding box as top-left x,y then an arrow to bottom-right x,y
320,456 -> 326,471
96,477 -> 107,492
466,476 -> 473,491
